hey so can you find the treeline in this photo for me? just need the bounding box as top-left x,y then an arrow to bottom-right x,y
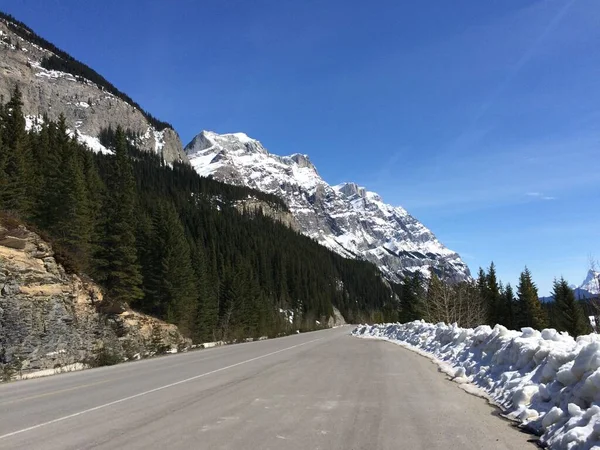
395,263 -> 591,337
0,87 -> 398,342
0,11 -> 172,131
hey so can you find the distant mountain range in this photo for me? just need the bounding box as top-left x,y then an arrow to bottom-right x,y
541,269 -> 599,302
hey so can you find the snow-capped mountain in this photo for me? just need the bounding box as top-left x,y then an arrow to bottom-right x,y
579,270 -> 600,295
186,131 -> 471,282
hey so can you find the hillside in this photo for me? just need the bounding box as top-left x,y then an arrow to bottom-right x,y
0,88 -> 399,352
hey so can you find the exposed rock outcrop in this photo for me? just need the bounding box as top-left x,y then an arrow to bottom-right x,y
0,18 -> 187,163
0,222 -> 189,378
186,130 -> 471,283
234,198 -> 299,231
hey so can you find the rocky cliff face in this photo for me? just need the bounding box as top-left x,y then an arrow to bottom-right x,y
579,270 -> 600,295
0,221 -> 189,378
234,198 -> 299,231
186,131 -> 471,283
0,17 -> 187,163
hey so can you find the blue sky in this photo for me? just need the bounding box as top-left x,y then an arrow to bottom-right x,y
5,0 -> 599,294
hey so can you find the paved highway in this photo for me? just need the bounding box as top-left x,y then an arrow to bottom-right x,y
0,326 -> 537,449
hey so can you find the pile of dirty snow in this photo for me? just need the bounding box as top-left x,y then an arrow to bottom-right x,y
353,321 -> 600,449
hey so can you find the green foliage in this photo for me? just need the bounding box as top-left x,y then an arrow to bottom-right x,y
96,127 -> 144,307
551,277 -> 590,337
86,345 -> 122,368
0,91 -> 397,341
477,263 -> 512,327
399,272 -> 425,323
516,267 -> 548,330
501,283 -> 515,329
0,86 -> 33,215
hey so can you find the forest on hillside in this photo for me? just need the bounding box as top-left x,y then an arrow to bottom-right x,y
0,87 -> 399,343
395,262 -> 594,337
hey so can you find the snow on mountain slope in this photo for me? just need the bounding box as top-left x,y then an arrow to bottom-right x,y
579,270 -> 600,295
186,131 -> 471,282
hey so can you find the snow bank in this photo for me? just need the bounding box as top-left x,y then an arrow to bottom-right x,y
17,363 -> 88,380
353,321 -> 600,450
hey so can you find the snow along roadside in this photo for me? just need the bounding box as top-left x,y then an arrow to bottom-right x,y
353,321 -> 600,450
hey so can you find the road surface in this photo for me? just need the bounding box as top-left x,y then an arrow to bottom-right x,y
0,326 -> 537,449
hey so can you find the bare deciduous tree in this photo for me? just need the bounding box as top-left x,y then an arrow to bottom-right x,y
422,273 -> 487,328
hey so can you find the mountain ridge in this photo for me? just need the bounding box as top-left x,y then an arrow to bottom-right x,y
186,130 -> 471,282
0,12 -> 187,163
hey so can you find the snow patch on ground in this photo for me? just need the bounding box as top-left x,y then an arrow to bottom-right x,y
17,363 -> 88,380
354,321 -> 600,450
75,132 -> 112,155
24,114 -> 44,133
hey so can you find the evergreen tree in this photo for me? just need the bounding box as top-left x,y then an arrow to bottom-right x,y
516,267 -> 548,330
146,201 -> 198,336
52,116 -> 92,269
0,86 -> 32,215
551,277 -> 590,337
190,241 -> 219,342
485,262 -> 503,326
501,283 -> 515,329
96,127 -> 143,307
399,272 -> 424,322
424,272 -> 444,323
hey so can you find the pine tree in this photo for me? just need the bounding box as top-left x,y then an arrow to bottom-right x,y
424,272 -> 444,323
96,127 -> 143,307
399,272 -> 424,322
516,267 -> 548,330
190,241 -> 218,342
82,149 -> 105,274
0,86 -> 32,215
486,262 -> 503,326
552,277 -> 590,337
147,201 -> 198,336
501,283 -> 515,329
52,116 -> 92,269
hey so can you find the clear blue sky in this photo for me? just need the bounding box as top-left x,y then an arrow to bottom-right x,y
4,0 -> 599,295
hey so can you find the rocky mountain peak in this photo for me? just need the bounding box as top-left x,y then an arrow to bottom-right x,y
186,130 -> 471,283
287,153 -> 317,172
579,269 -> 600,295
187,130 -> 268,157
335,182 -> 367,199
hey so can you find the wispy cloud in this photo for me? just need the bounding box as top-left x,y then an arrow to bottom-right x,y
526,192 -> 556,201
366,131 -> 599,212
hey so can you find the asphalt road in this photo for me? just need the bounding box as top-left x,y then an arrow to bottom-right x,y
0,326 -> 537,449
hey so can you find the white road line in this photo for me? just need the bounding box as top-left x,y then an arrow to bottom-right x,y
0,337 -> 322,441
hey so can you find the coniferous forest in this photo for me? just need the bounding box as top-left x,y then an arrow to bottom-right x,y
1,84 -> 594,341
0,88 -> 399,342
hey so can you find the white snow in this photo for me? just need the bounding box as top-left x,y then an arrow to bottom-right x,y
354,321 -> 600,449
579,270 -> 600,295
72,131 -> 112,155
279,308 -> 295,324
17,363 -> 88,380
24,114 -> 44,132
186,130 -> 470,282
230,132 -> 253,143
24,114 -> 111,154
153,129 -> 165,154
